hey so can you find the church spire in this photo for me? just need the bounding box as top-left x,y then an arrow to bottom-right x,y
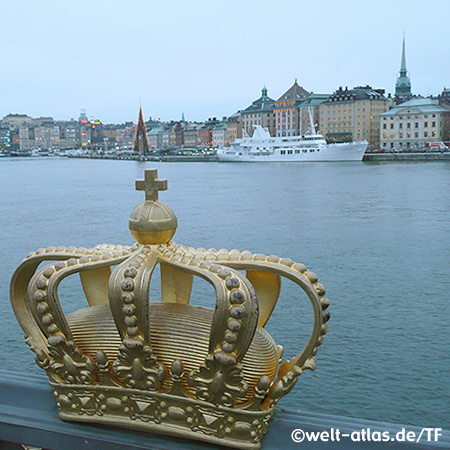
132,104 -> 151,155
395,34 -> 412,105
400,33 -> 407,75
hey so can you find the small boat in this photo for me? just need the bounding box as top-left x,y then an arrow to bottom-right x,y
10,150 -> 32,157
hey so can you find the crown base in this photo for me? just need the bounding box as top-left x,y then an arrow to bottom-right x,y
52,383 -> 273,449
130,229 -> 176,244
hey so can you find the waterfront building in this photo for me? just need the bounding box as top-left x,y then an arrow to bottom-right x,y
79,110 -> 90,148
90,120 -> 104,145
226,111 -> 242,144
298,93 -> 330,135
212,118 -> 227,147
115,123 -> 134,149
19,128 -> 30,150
132,106 -> 151,155
64,126 -> 77,149
173,122 -> 184,147
379,98 -> 450,150
395,35 -> 412,105
319,85 -> 389,148
2,114 -> 33,131
274,80 -> 310,137
197,118 -> 219,147
439,87 -> 450,108
103,127 -> 119,147
10,130 -> 19,150
183,124 -> 199,148
148,126 -> 163,150
197,125 -> 212,147
169,128 -> 177,148
34,126 -> 60,149
0,127 -> 11,153
241,87 -> 276,137
160,128 -> 170,150
33,117 -> 54,127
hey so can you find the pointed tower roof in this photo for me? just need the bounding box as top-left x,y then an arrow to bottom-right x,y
400,33 -> 407,75
276,80 -> 310,103
132,105 -> 151,155
395,34 -> 412,105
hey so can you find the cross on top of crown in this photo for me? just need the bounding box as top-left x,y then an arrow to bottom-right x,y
135,169 -> 168,201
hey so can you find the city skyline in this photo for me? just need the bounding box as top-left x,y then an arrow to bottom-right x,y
1,0 -> 449,123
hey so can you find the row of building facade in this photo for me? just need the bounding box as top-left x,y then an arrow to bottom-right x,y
1,38 -> 449,154
0,110 -> 137,153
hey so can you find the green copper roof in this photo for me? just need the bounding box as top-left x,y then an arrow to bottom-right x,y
380,98 -> 446,116
395,35 -> 412,101
242,87 -> 275,114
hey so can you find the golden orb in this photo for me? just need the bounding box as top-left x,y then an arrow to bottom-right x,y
129,200 -> 177,244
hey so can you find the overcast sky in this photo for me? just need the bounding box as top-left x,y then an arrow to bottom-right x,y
2,0 -> 449,123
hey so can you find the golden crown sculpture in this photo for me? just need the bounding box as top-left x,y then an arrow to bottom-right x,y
10,169 -> 330,449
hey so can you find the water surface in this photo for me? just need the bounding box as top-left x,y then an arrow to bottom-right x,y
0,157 -> 448,427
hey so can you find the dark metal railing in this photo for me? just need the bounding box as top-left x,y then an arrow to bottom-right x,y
0,370 -> 448,449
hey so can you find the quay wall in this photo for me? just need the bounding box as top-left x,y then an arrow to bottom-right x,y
66,152 -> 450,163
363,152 -> 450,161
68,154 -> 219,162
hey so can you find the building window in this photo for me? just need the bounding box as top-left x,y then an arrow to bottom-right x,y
415,123 -> 419,128
383,124 -> 386,129
407,123 -> 411,128
281,150 -> 286,155
424,122 -> 428,127
390,123 -> 394,129
288,150 -> 293,154
432,121 -> 436,127
399,123 -> 403,129
415,132 -> 418,138
424,132 -> 428,137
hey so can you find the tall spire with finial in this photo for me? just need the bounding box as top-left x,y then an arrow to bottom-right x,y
400,32 -> 407,75
395,33 -> 412,105
132,104 -> 151,155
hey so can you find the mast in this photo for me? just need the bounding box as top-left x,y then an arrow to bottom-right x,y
308,107 -> 316,135
300,108 -> 303,136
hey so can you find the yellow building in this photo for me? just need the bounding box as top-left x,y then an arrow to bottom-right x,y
319,86 -> 389,148
226,111 -> 242,144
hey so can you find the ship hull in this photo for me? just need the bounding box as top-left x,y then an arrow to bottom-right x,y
218,141 -> 368,162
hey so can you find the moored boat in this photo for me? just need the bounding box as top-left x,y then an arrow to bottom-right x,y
218,125 -> 367,162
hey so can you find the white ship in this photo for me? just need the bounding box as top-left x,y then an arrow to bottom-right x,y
218,114 -> 368,162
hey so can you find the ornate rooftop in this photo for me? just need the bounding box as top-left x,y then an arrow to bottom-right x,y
241,87 -> 275,114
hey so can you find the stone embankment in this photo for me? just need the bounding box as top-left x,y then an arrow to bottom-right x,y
67,152 -> 450,163
68,154 -> 219,162
363,152 -> 450,161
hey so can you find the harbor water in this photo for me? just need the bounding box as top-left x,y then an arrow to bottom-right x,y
0,157 -> 449,428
